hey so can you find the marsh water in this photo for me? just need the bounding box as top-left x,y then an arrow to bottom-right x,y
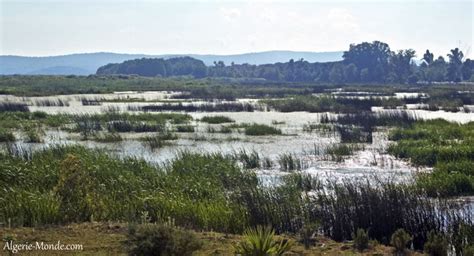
1,91 -> 474,184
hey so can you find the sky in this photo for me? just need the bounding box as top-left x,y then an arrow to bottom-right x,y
0,0 -> 472,58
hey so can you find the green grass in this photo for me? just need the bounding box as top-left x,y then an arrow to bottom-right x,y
244,124 -> 282,136
0,145 -> 472,252
388,119 -> 474,196
200,115 -> 235,124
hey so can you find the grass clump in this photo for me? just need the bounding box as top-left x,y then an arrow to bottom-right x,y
176,125 -> 195,133
424,230 -> 448,256
141,132 -> 177,149
200,115 -> 235,124
244,124 -> 282,136
0,129 -> 15,142
390,229 -> 412,256
236,150 -> 260,169
234,226 -> 293,256
352,228 -> 369,251
278,153 -> 301,171
127,223 -> 202,256
93,132 -> 123,143
326,144 -> 362,162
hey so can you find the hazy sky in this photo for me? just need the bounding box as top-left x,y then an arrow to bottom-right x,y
0,0 -> 472,58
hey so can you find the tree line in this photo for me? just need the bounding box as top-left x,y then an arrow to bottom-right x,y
96,41 -> 474,84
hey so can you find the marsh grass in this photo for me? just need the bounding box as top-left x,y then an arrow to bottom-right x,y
93,132 -> 123,143
0,129 -> 15,142
33,99 -> 70,107
131,102 -> 261,112
200,115 -> 235,124
236,149 -> 260,169
388,120 -> 474,196
0,102 -> 29,112
141,132 -> 178,149
176,125 -> 195,133
278,153 -> 301,171
0,146 -> 472,252
245,124 -> 282,136
326,144 -> 363,162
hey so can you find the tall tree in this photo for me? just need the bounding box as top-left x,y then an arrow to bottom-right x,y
447,48 -> 464,82
422,50 -> 434,65
390,49 -> 416,83
342,41 -> 392,82
461,59 -> 473,81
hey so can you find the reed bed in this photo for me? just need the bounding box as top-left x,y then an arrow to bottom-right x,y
388,120 -> 474,196
244,124 -> 282,136
200,115 -> 235,124
33,98 -> 70,107
0,102 -> 29,112
129,102 -> 262,112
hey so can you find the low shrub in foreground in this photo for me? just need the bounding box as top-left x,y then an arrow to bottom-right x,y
127,223 -> 202,256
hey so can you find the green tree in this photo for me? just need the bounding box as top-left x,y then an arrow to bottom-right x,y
329,63 -> 345,83
342,41 -> 392,82
390,49 -> 416,83
423,50 -> 434,65
343,63 -> 359,82
447,48 -> 464,82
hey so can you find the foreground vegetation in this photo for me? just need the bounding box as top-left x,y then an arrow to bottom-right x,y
0,145 -> 472,255
0,222 -> 415,255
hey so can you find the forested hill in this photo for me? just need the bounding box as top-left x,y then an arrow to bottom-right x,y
97,57 -> 208,78
96,41 -> 474,84
0,51 -> 342,75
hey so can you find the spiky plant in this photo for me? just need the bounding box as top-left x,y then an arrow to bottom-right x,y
234,225 -> 293,256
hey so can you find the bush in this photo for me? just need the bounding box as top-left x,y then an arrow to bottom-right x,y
127,223 -> 202,256
352,228 -> 369,251
424,230 -> 448,256
234,226 -> 293,256
391,229 -> 412,255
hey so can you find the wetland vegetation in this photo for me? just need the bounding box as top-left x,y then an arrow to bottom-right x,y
0,74 -> 473,255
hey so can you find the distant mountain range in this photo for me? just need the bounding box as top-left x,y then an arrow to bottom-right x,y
0,51 -> 343,75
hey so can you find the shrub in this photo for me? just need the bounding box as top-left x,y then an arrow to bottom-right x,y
127,223 -> 202,256
352,228 -> 369,251
234,226 -> 293,256
424,230 -> 448,256
391,229 -> 412,255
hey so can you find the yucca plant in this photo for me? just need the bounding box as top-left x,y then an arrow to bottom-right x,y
234,225 -> 293,256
